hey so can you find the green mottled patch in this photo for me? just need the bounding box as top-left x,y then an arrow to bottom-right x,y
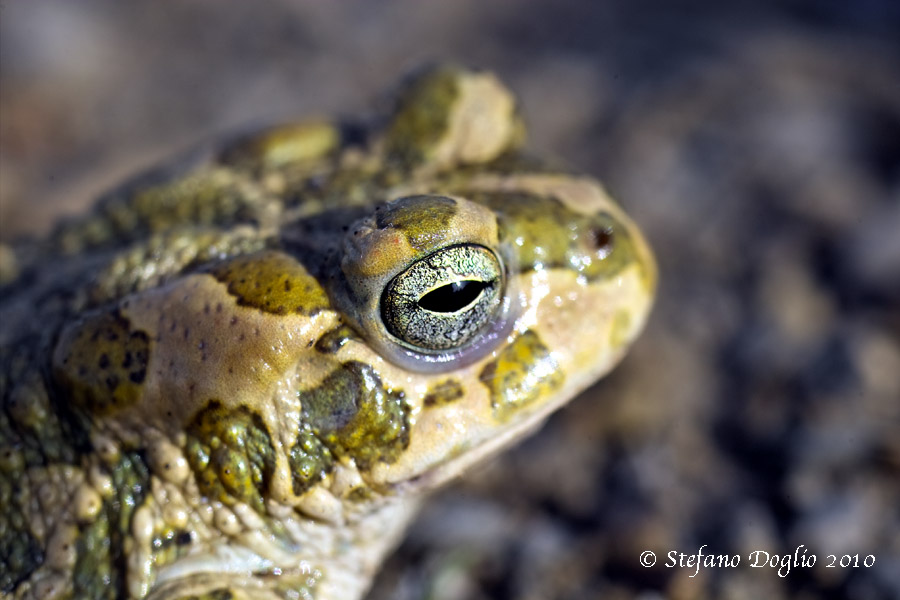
53,311 -> 150,415
0,468 -> 42,593
185,401 -> 276,512
2,349 -> 81,592
288,422 -> 334,495
282,164 -> 391,211
220,122 -> 340,170
57,168 -> 260,253
423,379 -> 465,407
467,190 -> 637,282
3,349 -> 79,466
73,451 -> 150,599
314,324 -> 359,354
375,195 -> 458,251
385,66 -> 461,165
89,227 -> 266,305
300,362 -> 410,471
479,330 -> 564,421
209,250 -> 330,315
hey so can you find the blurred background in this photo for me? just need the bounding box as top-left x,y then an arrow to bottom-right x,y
2,1 -> 898,598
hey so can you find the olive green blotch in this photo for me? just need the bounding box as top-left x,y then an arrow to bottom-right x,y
209,250 -> 330,315
423,379 -> 465,407
375,195 -> 458,251
299,362 -> 410,471
219,121 -> 340,171
53,310 -> 150,416
185,401 -> 276,512
479,330 -> 564,421
288,422 -> 334,496
385,66 -> 461,166
469,191 -> 637,282
73,451 -> 150,599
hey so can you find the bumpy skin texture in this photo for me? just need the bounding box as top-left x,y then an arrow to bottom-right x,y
0,66 -> 656,600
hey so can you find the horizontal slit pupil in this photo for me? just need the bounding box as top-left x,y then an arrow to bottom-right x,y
418,280 -> 489,313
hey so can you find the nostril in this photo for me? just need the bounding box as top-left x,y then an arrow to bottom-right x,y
589,226 -> 615,257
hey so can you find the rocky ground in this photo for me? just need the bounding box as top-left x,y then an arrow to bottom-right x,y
2,1 -> 898,598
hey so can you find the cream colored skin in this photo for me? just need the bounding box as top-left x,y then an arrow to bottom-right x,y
0,67 -> 655,600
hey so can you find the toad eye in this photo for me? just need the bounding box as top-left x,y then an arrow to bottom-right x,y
381,244 -> 503,351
